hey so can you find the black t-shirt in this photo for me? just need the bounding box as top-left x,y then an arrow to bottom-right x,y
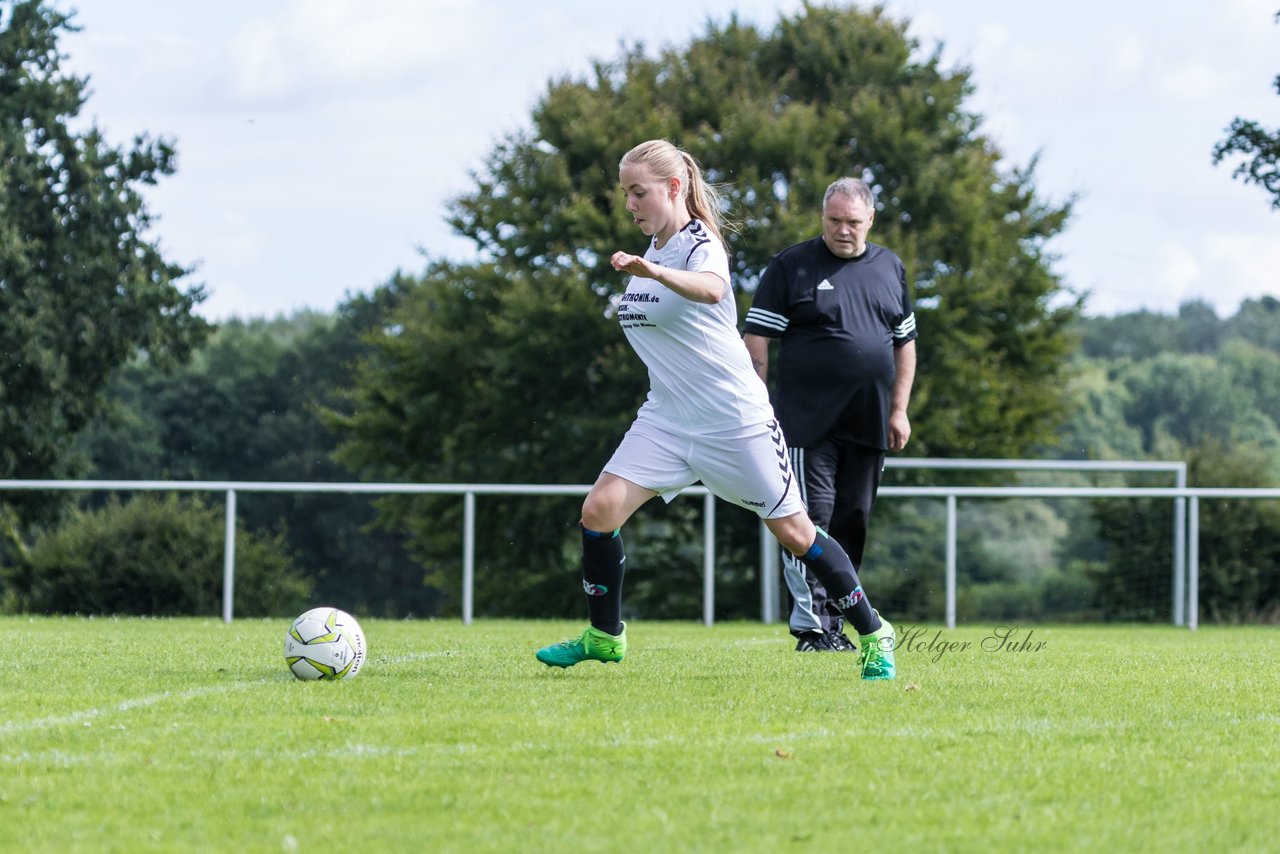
744,237 -> 917,449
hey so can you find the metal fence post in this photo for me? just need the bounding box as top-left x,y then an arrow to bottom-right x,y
463,491 -> 475,626
1174,464 -> 1187,626
759,521 -> 778,623
945,494 -> 957,629
223,489 -> 236,624
703,492 -> 715,627
1188,496 -> 1199,631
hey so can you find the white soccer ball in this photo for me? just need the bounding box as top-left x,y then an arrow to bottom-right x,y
284,606 -> 367,680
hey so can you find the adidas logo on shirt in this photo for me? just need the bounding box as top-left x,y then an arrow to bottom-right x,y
816,279 -> 834,291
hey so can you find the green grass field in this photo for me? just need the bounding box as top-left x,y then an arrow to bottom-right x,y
2,617 -> 1277,852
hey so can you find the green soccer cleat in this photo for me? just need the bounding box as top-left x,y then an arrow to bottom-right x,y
858,614 -> 896,680
536,624 -> 627,668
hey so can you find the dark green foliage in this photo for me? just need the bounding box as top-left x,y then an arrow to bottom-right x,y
1052,362 -> 1147,460
1084,498 -> 1176,622
1216,115 -> 1280,208
1075,299 -> 1242,360
1038,566 -> 1100,621
0,2 -> 209,529
1,494 -> 312,616
333,261 -> 642,617
1086,443 -> 1280,623
76,291 -> 431,618
1229,295 -> 1280,353
1212,10 -> 1280,209
860,500 -> 950,621
861,497 -> 1101,624
1067,303 -> 1280,461
1183,442 -> 1280,623
1119,352 -> 1280,454
337,5 -> 1081,619
1062,302 -> 1280,623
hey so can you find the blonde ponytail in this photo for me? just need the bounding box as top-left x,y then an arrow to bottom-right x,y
619,140 -> 733,244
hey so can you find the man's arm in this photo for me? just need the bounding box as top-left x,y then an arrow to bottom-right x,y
743,333 -> 771,381
888,339 -> 916,452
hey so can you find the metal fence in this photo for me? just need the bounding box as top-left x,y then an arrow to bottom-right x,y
5,458 -> 1278,631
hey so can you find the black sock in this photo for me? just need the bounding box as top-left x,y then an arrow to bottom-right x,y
796,528 -> 881,636
582,526 -> 625,636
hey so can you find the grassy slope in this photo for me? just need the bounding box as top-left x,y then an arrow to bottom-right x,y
1,618 -> 1277,852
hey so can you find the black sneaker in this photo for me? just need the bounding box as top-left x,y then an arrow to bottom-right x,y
795,631 -> 836,652
827,630 -> 857,652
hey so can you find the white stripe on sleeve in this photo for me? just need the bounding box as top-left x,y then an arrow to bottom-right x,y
745,307 -> 789,333
893,312 -> 916,339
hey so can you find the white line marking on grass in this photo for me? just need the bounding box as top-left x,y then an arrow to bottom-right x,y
0,678 -> 275,738
370,650 -> 458,666
1,652 -> 453,738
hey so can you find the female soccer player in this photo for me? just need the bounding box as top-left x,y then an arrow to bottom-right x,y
535,140 -> 896,679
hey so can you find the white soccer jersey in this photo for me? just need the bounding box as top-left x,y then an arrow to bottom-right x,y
616,219 -> 774,433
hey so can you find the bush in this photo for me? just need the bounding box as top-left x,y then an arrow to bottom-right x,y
1039,565 -> 1100,621
960,582 -> 1041,622
1,494 -> 312,616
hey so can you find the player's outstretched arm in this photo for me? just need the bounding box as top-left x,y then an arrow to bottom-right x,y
610,251 -> 726,304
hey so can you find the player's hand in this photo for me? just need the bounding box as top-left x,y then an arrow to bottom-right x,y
888,411 -> 911,451
610,251 -> 652,277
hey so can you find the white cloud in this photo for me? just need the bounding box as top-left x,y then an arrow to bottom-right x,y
1157,241 -> 1203,295
972,21 -> 1011,54
1106,232 -> 1280,318
1224,0 -> 1280,25
1107,34 -> 1146,81
53,1 -> 1280,320
1195,233 -> 1280,311
1154,63 -> 1232,102
229,0 -> 479,102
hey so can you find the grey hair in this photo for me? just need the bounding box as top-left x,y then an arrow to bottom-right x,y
823,177 -> 874,209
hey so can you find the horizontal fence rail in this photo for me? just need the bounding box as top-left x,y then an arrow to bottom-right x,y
7,459 -> 1274,631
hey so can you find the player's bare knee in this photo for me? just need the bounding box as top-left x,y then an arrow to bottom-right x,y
767,513 -> 815,556
779,531 -> 809,555
580,500 -> 615,534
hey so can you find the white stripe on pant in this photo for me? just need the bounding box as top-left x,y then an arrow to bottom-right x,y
782,446 -> 824,635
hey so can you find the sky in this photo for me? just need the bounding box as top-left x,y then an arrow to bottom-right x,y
55,0 -> 1280,321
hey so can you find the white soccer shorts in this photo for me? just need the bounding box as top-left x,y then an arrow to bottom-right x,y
603,416 -> 805,519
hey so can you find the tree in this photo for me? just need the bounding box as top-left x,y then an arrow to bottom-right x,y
1052,361 -> 1147,460
1213,11 -> 1280,208
77,289 -> 431,618
1074,298 -> 1280,361
1074,309 -> 1180,361
454,5 -> 1081,455
1228,295 -> 1280,353
2,493 -> 312,616
337,4 -> 1082,618
1062,307 -> 1280,623
1087,440 -> 1280,623
1118,351 -> 1280,455
0,2 -> 208,528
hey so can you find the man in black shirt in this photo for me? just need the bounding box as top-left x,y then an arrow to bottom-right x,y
744,177 -> 917,656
